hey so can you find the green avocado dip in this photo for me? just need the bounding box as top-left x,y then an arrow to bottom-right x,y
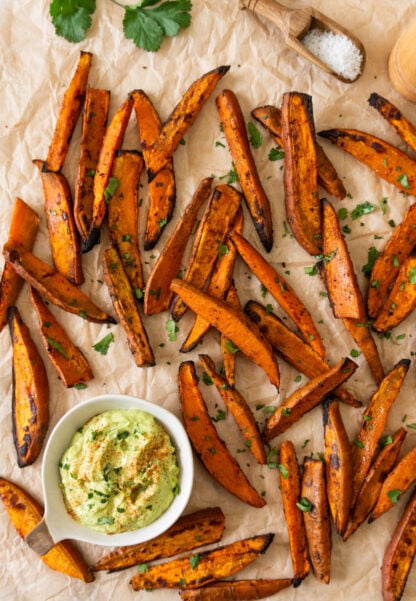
59,409 -> 180,534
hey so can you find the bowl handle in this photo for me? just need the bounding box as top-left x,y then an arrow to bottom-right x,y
25,518 -> 56,555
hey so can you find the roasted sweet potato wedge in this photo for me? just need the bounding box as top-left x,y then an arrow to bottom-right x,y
171,280 -> 280,389
8,306 -> 49,467
178,361 -> 266,508
180,578 -> 293,600
216,89 -> 273,252
45,51 -> 92,172
368,92 -> 416,153
103,246 -> 154,367
92,506 -> 225,572
263,357 -> 357,441
220,282 -> 241,388
0,477 -> 93,582
144,177 -> 212,315
145,65 -> 230,180
0,198 -> 39,332
130,533 -> 274,590
342,314 -> 385,385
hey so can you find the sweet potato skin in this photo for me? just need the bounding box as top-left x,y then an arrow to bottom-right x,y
368,92 -> 416,153
179,578 -> 293,600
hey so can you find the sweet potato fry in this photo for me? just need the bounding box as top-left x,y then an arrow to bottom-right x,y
323,398 -> 353,536
381,488 -> 416,601
45,51 -> 92,172
171,184 -> 242,322
318,128 -> 416,195
180,578 -> 293,600
230,231 -> 325,358
263,357 -> 357,441
216,89 -> 273,252
30,288 -> 93,388
145,65 -> 230,180
368,92 -> 416,153
198,354 -> 267,465
33,160 -> 83,285
8,306 -> 49,467
144,177 -> 212,315
351,359 -> 410,505
278,440 -> 310,582
130,533 -> 274,590
4,243 -> 115,324
74,87 -> 110,249
178,361 -> 266,508
171,280 -> 280,389
342,314 -> 385,385
92,506 -> 225,573
103,246 -> 154,367
0,198 -> 39,332
0,477 -> 93,582
220,282 -> 241,388
281,92 -> 321,256
251,104 -> 346,200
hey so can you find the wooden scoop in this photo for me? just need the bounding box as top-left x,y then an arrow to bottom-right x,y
240,0 -> 366,83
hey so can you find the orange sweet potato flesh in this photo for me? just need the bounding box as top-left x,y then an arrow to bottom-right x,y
281,92 -> 321,256
92,506 -> 225,572
342,313 -> 385,386
220,281 -> 241,388
30,287 -> 93,388
368,92 -> 416,154
0,198 -> 39,332
0,477 -> 94,582
8,306 -> 49,467
180,578 -> 293,600
45,51 -> 92,172
178,361 -> 266,508
144,177 -> 212,316
216,89 -> 273,252
171,280 -> 280,389
130,533 -> 274,590
381,488 -> 416,601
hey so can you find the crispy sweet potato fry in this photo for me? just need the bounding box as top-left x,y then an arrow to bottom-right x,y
220,282 -> 241,388
130,533 -> 274,590
45,51 -> 92,172
381,488 -> 416,601
198,354 -> 267,465
92,506 -> 225,573
144,177 -> 212,316
103,246 -> 154,367
145,65 -> 230,180
263,357 -> 357,441
216,89 -> 273,252
368,92 -> 416,153
8,306 -> 49,467
342,314 -> 385,385
171,280 -> 280,389
180,578 -> 293,600
30,288 -> 93,388
0,198 -> 39,332
0,477 -> 93,582
178,361 -> 266,508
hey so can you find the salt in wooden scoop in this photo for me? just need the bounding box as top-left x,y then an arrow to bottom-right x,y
241,0 -> 366,83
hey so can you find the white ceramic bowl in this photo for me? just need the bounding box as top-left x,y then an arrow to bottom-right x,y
26,394 -> 194,554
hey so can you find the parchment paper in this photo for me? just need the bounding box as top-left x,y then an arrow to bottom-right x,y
1,1 -> 416,600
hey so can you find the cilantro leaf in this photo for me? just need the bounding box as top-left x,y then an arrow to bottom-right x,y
247,122 -> 263,148
93,332 -> 114,355
50,0 -> 96,43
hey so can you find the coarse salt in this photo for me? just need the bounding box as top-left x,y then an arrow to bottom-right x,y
302,28 -> 363,81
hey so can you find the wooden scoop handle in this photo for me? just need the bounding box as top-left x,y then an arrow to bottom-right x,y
240,0 -> 312,40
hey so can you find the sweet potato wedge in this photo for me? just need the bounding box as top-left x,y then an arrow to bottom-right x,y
368,92 -> 416,153
281,92 -> 321,256
351,359 -> 410,505
30,287 -> 93,388
145,65 -> 230,180
198,354 -> 266,465
216,89 -> 273,252
45,51 -> 92,172
0,477 -> 93,582
130,533 -> 274,590
33,159 -> 83,285
381,488 -> 416,601
4,243 -> 115,324
8,306 -> 49,467
0,198 -> 39,332
278,440 -> 310,582
318,128 -> 416,195
171,280 -> 280,389
301,457 -> 331,584
144,177 -> 212,315
263,357 -> 357,441
74,87 -> 110,249
103,246 -> 154,367
92,506 -> 225,572
220,282 -> 241,388
342,314 -> 385,385
230,230 -> 325,358
179,578 -> 293,600
178,361 -> 266,508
